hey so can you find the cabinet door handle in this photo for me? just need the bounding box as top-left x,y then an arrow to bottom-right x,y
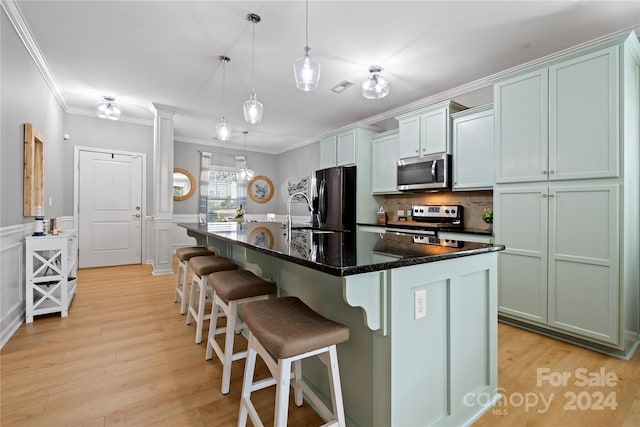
549,194 -> 555,198
542,170 -> 548,175
415,149 -> 419,153
542,193 -> 548,198
549,170 -> 555,174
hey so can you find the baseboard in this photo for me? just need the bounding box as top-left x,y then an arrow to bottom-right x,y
498,316 -> 637,360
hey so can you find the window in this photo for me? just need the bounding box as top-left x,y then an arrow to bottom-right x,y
199,152 -> 247,224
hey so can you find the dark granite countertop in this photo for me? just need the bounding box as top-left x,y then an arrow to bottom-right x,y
179,222 -> 504,277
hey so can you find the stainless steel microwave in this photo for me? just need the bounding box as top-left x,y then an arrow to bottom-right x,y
397,153 -> 450,191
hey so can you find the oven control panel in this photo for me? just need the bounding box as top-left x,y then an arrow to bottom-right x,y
412,205 -> 463,220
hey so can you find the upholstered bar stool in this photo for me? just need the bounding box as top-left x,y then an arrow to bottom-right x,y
238,297 -> 350,427
174,246 -> 215,314
186,255 -> 238,344
205,269 -> 277,394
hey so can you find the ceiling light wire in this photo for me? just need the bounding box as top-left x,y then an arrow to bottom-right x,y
294,0 -> 320,91
216,56 -> 232,141
243,13 -> 263,124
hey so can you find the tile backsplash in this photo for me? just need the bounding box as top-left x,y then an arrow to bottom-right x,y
382,190 -> 493,232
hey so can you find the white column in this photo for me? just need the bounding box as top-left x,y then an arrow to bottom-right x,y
151,103 -> 176,275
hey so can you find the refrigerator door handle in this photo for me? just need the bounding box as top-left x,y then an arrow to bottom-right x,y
318,179 -> 327,224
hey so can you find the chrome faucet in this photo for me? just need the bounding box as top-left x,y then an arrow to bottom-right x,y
287,192 -> 313,243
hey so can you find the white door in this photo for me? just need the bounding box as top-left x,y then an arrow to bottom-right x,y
78,151 -> 142,268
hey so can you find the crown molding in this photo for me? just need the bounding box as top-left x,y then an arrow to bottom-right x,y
66,106 -> 153,126
360,78 -> 492,127
1,0 -> 69,111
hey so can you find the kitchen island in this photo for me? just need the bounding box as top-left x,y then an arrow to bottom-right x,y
180,222 -> 504,427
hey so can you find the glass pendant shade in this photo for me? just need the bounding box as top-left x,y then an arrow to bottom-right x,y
216,117 -> 231,141
294,47 -> 320,91
95,96 -> 121,120
243,91 -> 263,124
239,167 -> 255,180
362,66 -> 390,100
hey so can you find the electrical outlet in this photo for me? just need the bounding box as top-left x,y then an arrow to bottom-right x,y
397,210 -> 404,217
415,289 -> 426,319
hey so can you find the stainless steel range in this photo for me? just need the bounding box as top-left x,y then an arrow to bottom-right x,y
411,204 -> 463,229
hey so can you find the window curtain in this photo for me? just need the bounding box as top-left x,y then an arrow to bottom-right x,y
235,155 -> 248,201
198,152 -> 212,224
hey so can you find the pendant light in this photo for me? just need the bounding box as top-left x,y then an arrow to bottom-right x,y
238,131 -> 255,180
361,66 -> 390,99
243,13 -> 263,124
215,56 -> 232,141
95,96 -> 121,120
293,0 -> 320,91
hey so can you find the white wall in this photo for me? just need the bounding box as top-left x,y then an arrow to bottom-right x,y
0,8 -> 66,346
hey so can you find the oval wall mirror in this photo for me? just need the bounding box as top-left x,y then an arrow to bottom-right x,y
173,168 -> 196,201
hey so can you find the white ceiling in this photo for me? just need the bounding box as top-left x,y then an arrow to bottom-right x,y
9,1 -> 640,154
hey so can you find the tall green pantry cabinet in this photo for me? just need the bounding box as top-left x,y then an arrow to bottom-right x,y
493,31 -> 640,358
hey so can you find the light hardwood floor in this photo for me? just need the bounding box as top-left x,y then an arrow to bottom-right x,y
2,261 -> 640,426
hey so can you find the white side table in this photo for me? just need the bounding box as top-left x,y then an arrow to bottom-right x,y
25,230 -> 78,323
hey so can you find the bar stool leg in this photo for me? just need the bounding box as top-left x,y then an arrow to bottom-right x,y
274,359 -> 292,427
195,278 -> 209,344
222,300 -> 240,393
327,346 -> 346,426
186,276 -> 197,325
204,296 -> 222,360
179,260 -> 190,314
238,334 -> 258,427
293,360 -> 303,406
174,260 -> 183,303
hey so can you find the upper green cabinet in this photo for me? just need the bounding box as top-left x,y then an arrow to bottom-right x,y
494,45 -> 619,183
451,104 -> 494,191
371,129 -> 400,194
395,100 -> 467,159
320,130 -> 357,169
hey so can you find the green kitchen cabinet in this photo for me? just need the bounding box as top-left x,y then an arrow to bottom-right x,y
494,45 -> 620,184
320,127 -> 377,169
371,129 -> 400,194
395,100 -> 466,159
451,104 -> 494,191
495,183 -> 619,346
493,31 -> 640,358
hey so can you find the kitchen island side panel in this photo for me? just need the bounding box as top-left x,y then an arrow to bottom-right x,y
387,252 -> 499,426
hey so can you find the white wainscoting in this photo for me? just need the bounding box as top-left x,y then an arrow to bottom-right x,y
172,214 -> 198,251
0,223 -> 33,348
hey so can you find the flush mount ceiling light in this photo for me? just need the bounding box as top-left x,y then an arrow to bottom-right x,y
361,66 -> 390,100
293,0 -> 320,91
215,55 -> 232,141
238,131 -> 255,180
243,13 -> 263,124
95,96 -> 121,120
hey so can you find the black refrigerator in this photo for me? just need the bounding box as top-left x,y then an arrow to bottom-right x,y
313,165 -> 356,232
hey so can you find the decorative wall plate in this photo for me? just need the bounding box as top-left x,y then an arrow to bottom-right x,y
248,175 -> 274,203
248,227 -> 274,249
